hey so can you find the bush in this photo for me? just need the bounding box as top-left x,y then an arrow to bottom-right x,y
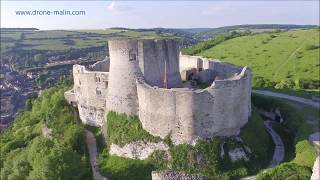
295,79 -> 320,89
252,76 -> 276,88
275,79 -> 295,89
305,44 -> 320,50
293,140 -> 317,168
256,162 -> 312,180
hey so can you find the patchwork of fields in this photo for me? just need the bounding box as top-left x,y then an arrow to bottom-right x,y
0,29 -> 174,53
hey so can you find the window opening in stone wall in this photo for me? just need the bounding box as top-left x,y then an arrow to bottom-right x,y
96,88 -> 102,95
129,50 -> 137,61
97,76 -> 102,82
105,81 -> 108,88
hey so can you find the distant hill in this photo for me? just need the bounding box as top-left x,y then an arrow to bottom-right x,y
0,28 -> 39,31
192,29 -> 319,91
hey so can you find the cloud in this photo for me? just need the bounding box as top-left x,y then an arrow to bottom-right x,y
107,1 -> 116,10
107,1 -> 131,12
201,6 -> 224,16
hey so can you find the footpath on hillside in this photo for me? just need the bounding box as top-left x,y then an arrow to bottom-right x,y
85,130 -> 107,180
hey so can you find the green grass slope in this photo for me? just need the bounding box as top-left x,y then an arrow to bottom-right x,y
198,29 -> 319,87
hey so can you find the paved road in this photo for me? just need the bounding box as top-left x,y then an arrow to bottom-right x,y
252,90 -> 320,109
85,130 -> 107,180
264,121 -> 285,168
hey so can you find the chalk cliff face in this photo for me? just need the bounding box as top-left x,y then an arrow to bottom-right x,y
65,38 -> 252,145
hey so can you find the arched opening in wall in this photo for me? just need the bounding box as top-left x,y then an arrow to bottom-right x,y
187,73 -> 194,81
198,59 -> 203,72
95,76 -> 101,82
96,87 -> 102,96
104,81 -> 108,88
129,49 -> 137,61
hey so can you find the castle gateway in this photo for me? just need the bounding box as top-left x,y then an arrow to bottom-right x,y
65,38 -> 252,145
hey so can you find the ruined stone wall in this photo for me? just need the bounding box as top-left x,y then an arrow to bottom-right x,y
137,67 -> 251,145
140,40 -> 182,88
180,55 -> 243,80
106,39 -> 183,116
179,55 -> 203,72
71,65 -> 109,126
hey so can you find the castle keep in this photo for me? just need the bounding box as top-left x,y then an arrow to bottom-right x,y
65,38 -> 252,145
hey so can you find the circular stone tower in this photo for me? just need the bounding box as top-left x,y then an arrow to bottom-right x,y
106,39 -> 142,115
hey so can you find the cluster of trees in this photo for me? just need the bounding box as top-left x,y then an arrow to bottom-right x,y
181,30 -> 252,55
0,83 -> 91,180
253,76 -> 319,90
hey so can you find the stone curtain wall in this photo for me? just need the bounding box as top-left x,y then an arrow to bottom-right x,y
72,65 -> 109,126
137,67 -> 251,145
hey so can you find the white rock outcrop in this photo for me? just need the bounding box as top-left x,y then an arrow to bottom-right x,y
109,141 -> 169,160
228,147 -> 249,162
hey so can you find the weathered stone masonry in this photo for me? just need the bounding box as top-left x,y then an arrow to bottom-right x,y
65,38 -> 252,145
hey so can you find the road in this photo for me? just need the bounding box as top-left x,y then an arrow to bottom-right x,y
263,121 -> 285,168
85,130 -> 107,180
252,90 -> 320,109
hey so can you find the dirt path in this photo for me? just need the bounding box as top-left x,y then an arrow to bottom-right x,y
264,121 -> 285,168
85,130 -> 107,180
252,90 -> 320,109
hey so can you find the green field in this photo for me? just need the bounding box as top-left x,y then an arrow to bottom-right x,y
198,29 -> 319,85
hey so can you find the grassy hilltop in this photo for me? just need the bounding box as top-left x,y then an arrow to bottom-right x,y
183,29 -> 320,96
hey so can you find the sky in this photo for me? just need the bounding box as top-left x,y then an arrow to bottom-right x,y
1,1 -> 319,30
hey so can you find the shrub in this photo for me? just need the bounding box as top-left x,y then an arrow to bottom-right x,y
305,44 -> 320,50
293,140 -> 317,168
252,76 -> 276,88
275,79 -> 295,89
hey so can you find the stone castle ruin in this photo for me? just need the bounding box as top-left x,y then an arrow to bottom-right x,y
65,38 -> 252,145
